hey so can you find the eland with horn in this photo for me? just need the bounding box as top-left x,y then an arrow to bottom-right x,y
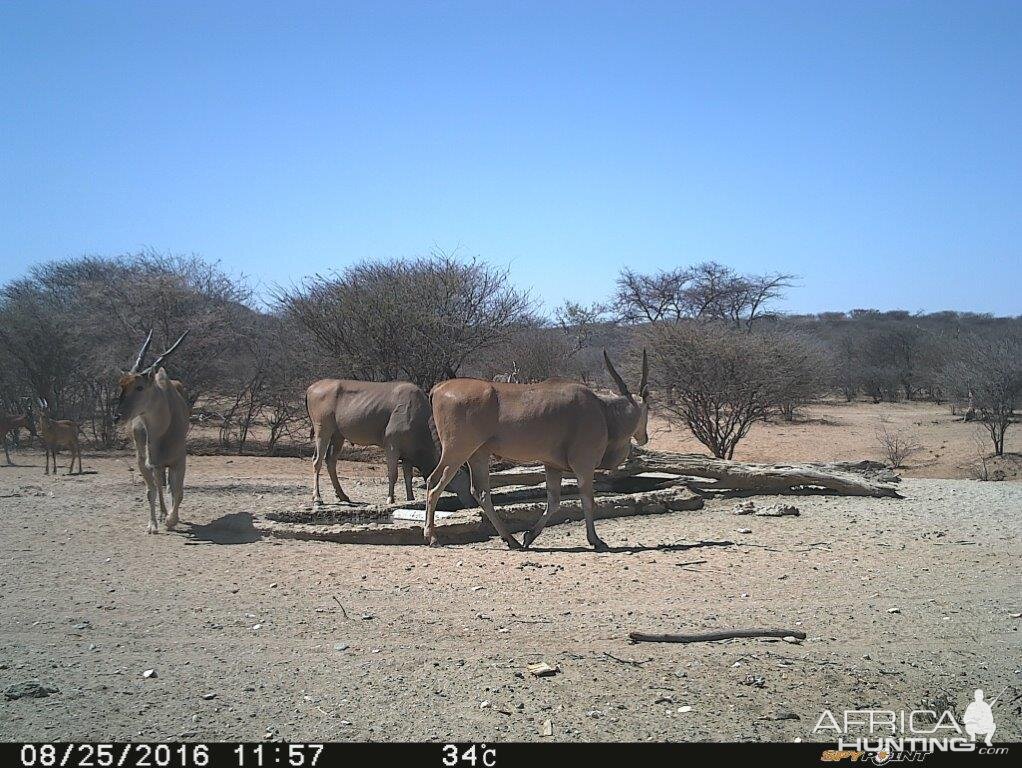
115,330 -> 190,533
423,350 -> 650,550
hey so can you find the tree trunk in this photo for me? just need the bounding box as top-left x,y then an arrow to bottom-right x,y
610,447 -> 902,497
489,447 -> 902,498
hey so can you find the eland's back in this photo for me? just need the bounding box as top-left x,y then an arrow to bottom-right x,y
429,378 -> 608,471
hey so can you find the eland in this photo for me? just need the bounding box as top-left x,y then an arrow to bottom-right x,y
424,351 -> 650,550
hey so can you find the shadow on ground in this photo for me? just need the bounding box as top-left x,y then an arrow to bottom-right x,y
523,539 -> 735,554
179,512 -> 262,545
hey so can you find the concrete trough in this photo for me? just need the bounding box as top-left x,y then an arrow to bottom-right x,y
252,486 -> 704,546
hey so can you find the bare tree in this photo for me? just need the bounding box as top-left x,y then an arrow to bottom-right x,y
0,252 -> 253,447
644,323 -> 810,459
278,252 -> 533,391
613,268 -> 691,324
477,319 -> 573,383
769,332 -> 829,421
944,331 -> 1022,456
613,262 -> 794,331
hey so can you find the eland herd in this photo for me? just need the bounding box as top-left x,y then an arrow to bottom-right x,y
2,332 -> 652,550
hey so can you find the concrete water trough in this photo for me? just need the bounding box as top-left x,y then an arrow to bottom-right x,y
251,481 -> 704,546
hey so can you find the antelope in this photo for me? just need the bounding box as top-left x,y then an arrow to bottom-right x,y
424,351 -> 650,550
306,379 -> 475,507
115,330 -> 190,534
492,361 -> 521,384
36,399 -> 83,475
1,410 -> 35,465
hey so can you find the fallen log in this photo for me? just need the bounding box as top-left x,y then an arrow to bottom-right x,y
611,447 -> 902,498
490,448 -> 901,498
629,628 -> 807,644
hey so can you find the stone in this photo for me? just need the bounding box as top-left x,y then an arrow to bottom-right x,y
755,504 -> 800,517
4,681 -> 58,700
540,719 -> 553,737
142,669 -> 157,679
527,662 -> 559,677
732,501 -> 756,515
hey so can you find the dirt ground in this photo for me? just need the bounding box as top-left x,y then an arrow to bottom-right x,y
1,433 -> 1020,742
648,399 -> 1021,480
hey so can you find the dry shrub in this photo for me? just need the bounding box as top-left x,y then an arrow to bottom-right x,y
874,423 -> 921,469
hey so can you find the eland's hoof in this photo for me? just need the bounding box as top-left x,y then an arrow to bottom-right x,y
590,538 -> 609,552
146,524 -> 159,535
505,536 -> 524,551
521,531 -> 535,549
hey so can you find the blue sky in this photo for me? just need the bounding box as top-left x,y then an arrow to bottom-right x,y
1,1 -> 1019,315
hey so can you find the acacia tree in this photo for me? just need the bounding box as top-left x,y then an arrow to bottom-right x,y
613,262 -> 794,331
278,253 -> 533,390
944,331 -> 1022,456
0,280 -> 82,413
644,323 -> 816,458
0,252 -> 253,447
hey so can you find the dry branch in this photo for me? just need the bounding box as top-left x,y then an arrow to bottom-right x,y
629,628 -> 807,644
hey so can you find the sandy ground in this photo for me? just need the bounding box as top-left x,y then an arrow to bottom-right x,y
1,446 -> 1020,743
647,399 -> 1022,480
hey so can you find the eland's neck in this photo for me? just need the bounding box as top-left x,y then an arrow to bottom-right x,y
598,394 -> 640,446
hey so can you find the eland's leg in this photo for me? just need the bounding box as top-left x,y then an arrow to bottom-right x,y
467,450 -> 522,550
576,471 -> 608,551
166,457 -> 185,530
385,444 -> 399,504
155,466 -> 169,523
424,460 -> 460,546
325,433 -> 350,503
3,436 -> 11,465
402,460 -> 414,501
137,458 -> 159,534
133,428 -> 159,533
522,466 -> 562,548
311,427 -> 331,505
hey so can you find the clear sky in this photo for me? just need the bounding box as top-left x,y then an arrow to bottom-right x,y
1,1 -> 1019,316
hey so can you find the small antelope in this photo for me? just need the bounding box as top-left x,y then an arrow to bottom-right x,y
115,330 -> 190,534
36,399 -> 83,475
492,361 -> 520,384
1,411 -> 35,465
425,351 -> 650,550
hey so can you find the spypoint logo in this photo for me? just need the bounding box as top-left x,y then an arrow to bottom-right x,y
814,687 -> 1010,760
